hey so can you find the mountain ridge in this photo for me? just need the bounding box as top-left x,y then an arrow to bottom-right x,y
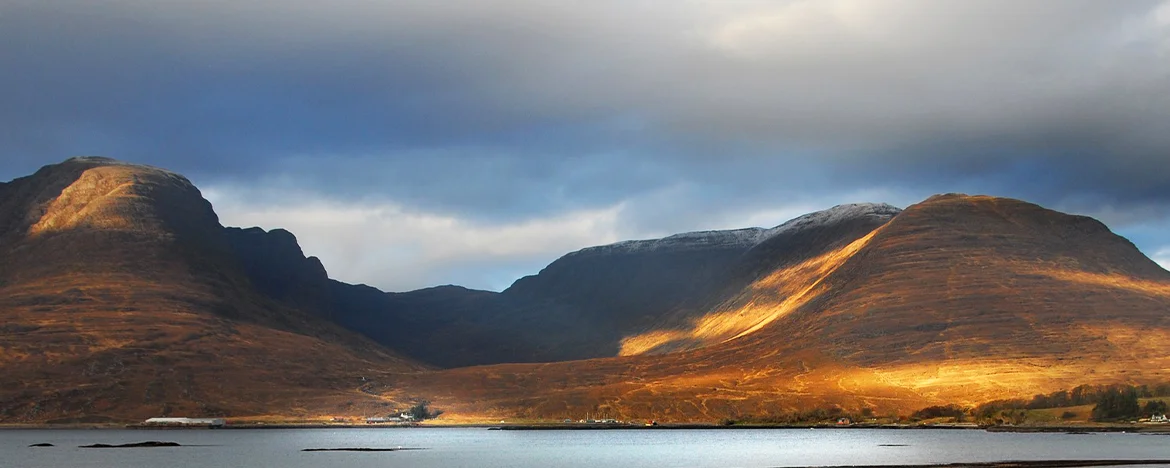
3,157 -> 1169,424
550,203 -> 902,259
0,157 -> 425,423
319,200 -> 903,366
382,193 -> 1170,421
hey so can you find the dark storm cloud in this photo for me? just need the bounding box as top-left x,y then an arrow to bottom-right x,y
0,0 -> 695,220
1,0 -> 1169,287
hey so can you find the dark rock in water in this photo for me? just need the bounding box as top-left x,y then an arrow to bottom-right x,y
302,447 -> 421,452
80,441 -> 181,448
28,443 -> 54,447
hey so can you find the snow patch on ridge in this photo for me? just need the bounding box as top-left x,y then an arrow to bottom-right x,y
600,227 -> 771,254
570,203 -> 902,256
759,202 -> 902,240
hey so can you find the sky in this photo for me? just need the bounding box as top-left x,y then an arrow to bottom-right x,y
1,0 -> 1169,291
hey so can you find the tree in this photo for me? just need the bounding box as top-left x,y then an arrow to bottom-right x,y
911,404 -> 967,422
1091,387 -> 1140,421
999,409 -> 1027,425
1141,400 -> 1168,418
407,400 -> 443,420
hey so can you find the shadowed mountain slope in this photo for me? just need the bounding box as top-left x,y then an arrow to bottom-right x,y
5,158 -> 1169,424
382,194 -> 1170,421
0,157 -> 423,423
322,203 -> 901,367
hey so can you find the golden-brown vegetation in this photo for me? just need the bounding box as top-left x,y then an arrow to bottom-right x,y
4,160 -> 1169,424
379,194 -> 1170,421
0,158 -> 423,423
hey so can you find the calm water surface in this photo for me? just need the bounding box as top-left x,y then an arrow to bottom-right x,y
2,428 -> 1169,468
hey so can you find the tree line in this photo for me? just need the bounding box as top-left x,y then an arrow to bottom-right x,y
971,383 -> 1170,423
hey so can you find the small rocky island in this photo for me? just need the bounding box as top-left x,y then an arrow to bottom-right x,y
80,441 -> 182,449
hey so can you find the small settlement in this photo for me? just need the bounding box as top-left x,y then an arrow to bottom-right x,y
365,412 -> 417,424
142,417 -> 226,427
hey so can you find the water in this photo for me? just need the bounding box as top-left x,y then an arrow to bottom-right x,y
2,428 -> 1168,468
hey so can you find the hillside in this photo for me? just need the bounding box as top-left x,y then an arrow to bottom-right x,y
4,157 -> 1169,424
325,203 -> 901,367
0,157 -> 423,423
381,195 -> 1170,421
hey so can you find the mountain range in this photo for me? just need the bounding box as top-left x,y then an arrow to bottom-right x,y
2,157 -> 1168,423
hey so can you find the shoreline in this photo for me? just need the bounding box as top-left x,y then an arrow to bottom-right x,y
492,424 -> 979,431
493,424 -> 1170,433
3,422 -> 1169,433
804,462 -> 1170,468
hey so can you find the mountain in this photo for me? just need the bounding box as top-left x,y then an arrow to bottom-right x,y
4,157 -> 1169,424
323,203 -> 901,367
0,157 -> 423,423
381,194 -> 1170,421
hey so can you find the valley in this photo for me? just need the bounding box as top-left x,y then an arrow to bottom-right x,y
2,158 -> 1168,424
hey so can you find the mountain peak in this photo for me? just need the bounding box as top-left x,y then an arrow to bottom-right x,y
567,202 -> 902,257
759,202 -> 901,240
914,193 -> 1058,212
54,156 -> 186,180
883,193 -> 1168,281
904,193 -> 1103,228
5,157 -> 1170,423
0,157 -> 219,252
921,192 -> 973,202
62,155 -> 124,165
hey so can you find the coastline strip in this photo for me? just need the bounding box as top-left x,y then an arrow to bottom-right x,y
792,460 -> 1170,468
302,447 -> 424,452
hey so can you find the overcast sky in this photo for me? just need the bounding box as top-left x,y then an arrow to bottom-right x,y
2,0 -> 1168,291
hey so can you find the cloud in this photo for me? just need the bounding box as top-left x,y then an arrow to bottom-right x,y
3,1 -> 1168,211
203,186 -> 632,291
1154,247 -> 1170,271
1151,243 -> 1170,269
202,183 -> 900,290
2,0 -> 1169,287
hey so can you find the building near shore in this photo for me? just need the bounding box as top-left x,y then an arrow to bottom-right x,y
365,412 -> 418,424
143,417 -> 226,427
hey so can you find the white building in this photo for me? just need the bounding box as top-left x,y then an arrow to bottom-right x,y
367,414 -> 414,424
143,417 -> 226,427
